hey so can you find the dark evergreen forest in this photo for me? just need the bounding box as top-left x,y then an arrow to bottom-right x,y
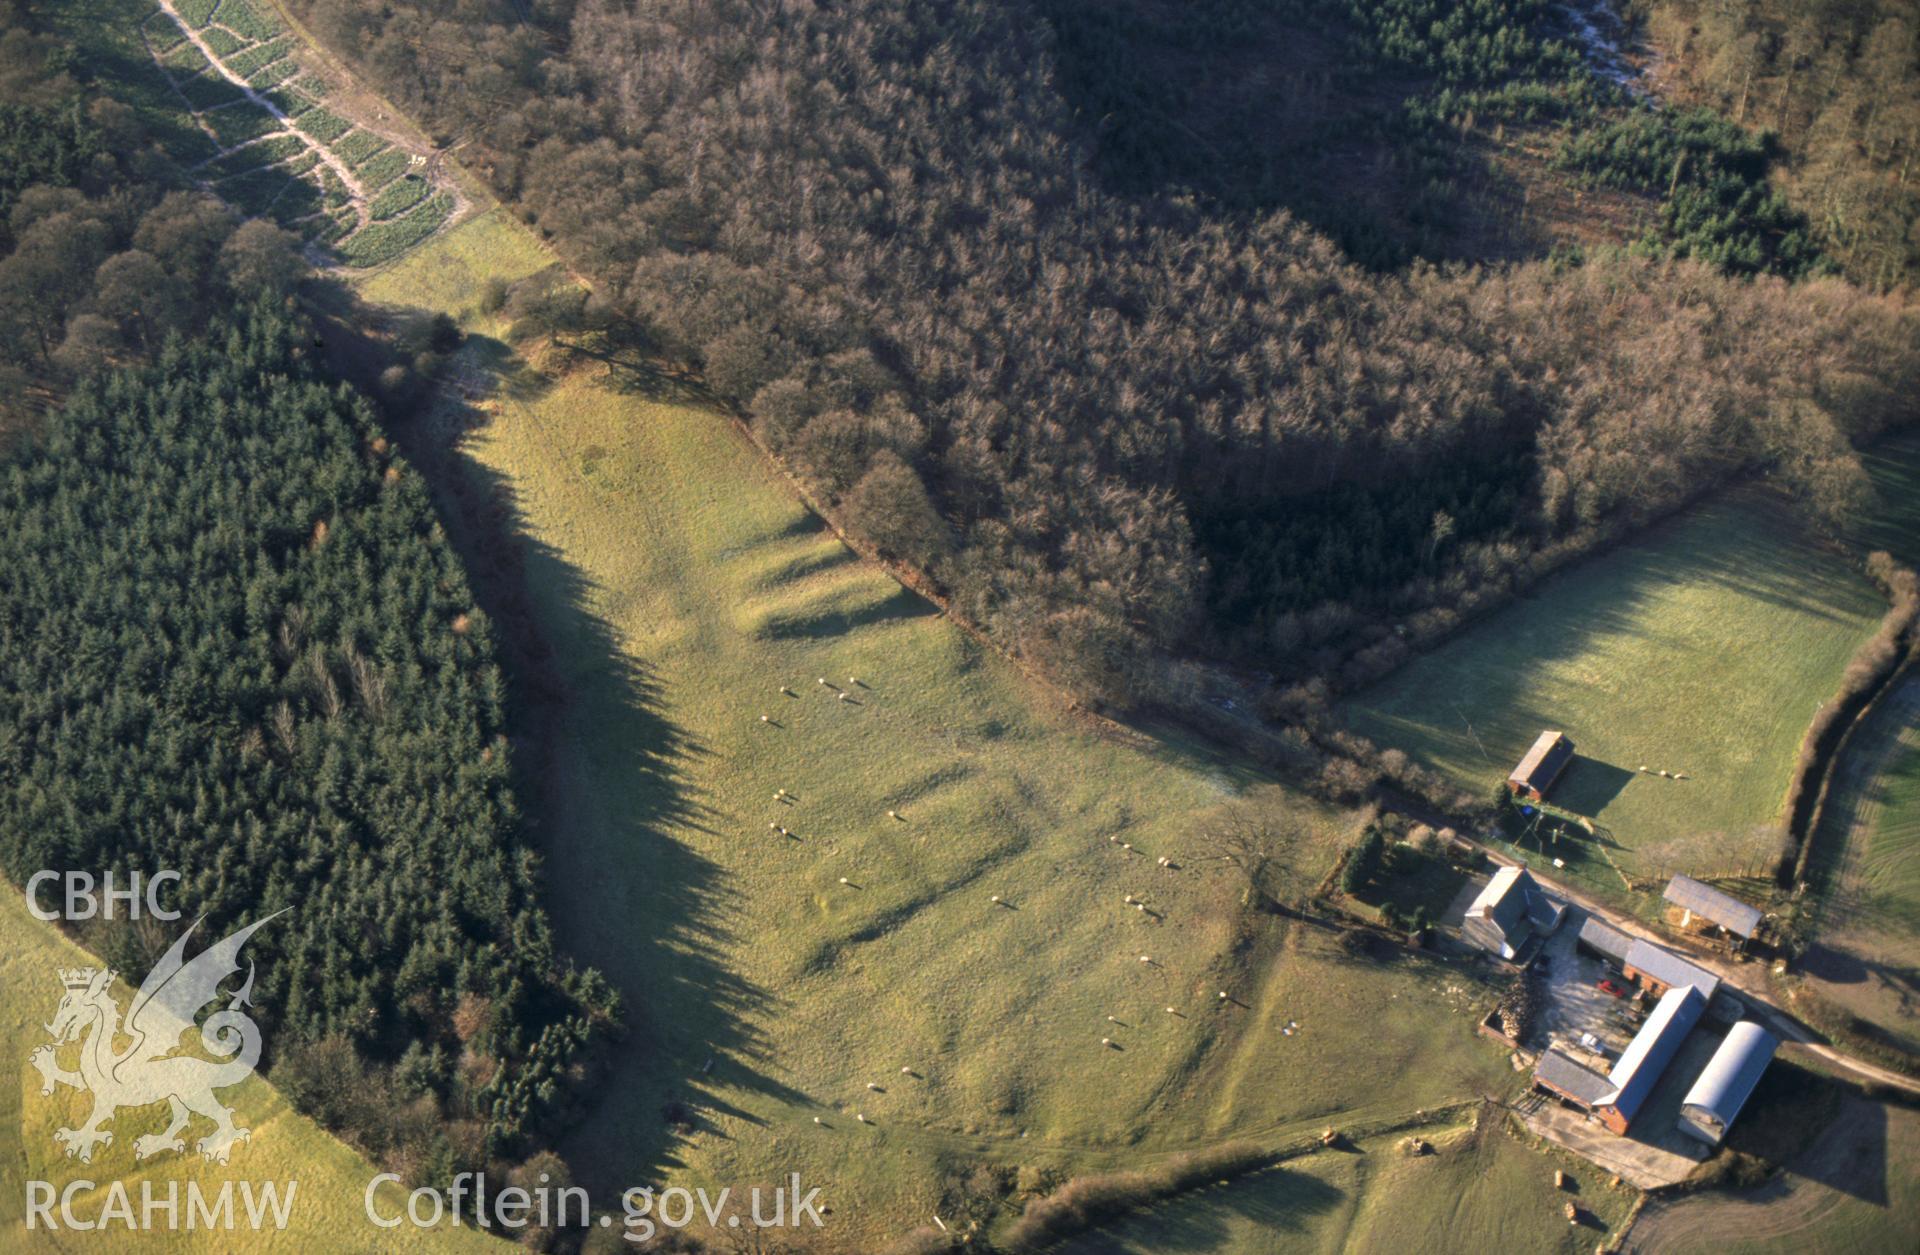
0,303 -> 616,1163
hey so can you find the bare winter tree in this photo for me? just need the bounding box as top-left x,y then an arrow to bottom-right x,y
1196,787 -> 1314,913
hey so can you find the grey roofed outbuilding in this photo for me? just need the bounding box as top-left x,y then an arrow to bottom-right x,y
1577,914 -> 1633,965
1679,1021 -> 1779,1145
1534,1048 -> 1615,1107
1509,730 -> 1576,796
1664,875 -> 1764,939
1623,937 -> 1721,1003
1600,984 -> 1706,1124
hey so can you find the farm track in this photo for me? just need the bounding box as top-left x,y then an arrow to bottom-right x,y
149,0 -> 371,222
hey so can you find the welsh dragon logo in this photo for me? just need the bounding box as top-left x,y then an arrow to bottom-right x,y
28,910 -> 287,1165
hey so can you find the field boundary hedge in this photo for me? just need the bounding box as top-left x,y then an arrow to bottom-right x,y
1778,553 -> 1920,886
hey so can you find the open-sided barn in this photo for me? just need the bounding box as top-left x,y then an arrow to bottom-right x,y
1664,875 -> 1764,942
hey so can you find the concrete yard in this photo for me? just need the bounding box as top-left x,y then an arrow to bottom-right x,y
1516,906 -> 1755,1188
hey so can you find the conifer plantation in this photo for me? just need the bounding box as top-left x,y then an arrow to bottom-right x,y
0,304 -> 615,1165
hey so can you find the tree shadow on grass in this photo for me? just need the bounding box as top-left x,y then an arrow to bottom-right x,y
382,321 -> 812,1194
1053,1165 -> 1348,1254
1553,757 -> 1637,816
1346,490 -> 1882,859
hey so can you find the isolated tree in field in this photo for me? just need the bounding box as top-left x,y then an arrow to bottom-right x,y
1197,788 -> 1311,912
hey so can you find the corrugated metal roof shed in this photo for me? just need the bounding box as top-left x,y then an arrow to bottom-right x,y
1535,1048 -> 1615,1107
1601,985 -> 1705,1123
1509,730 -> 1575,793
1624,938 -> 1721,1003
1680,1021 -> 1778,1144
1578,914 -> 1633,965
1664,875 -> 1763,938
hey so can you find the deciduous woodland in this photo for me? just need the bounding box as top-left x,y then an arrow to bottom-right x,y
1638,0 -> 1920,291
298,0 -> 1919,705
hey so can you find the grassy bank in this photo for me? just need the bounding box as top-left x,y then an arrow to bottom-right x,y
353,210 -> 1522,1246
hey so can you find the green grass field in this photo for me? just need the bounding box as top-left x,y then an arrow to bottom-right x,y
1799,668 -> 1920,1056
1344,493 -> 1886,910
0,892 -> 496,1252
352,210 -> 1525,1246
1054,1113 -> 1638,1253
1626,1086 -> 1920,1254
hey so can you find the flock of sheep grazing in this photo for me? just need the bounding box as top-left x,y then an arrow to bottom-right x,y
755,671 -> 1233,1135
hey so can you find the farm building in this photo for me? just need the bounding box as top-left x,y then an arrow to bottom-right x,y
1508,730 -> 1575,801
1534,1048 -> 1614,1111
1679,1021 -> 1779,1146
1622,938 -> 1721,1003
1594,985 -> 1706,1135
1576,913 -> 1633,967
1462,865 -> 1567,960
1663,875 -> 1763,944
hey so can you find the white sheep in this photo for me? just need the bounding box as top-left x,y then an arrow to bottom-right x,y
888,809 -> 901,820
818,677 -> 829,686
813,1116 -> 823,1125
1106,1015 -> 1120,1024
1218,991 -> 1229,1000
900,1066 -> 913,1075
856,1113 -> 868,1123
769,822 -> 779,831
1164,1006 -> 1177,1014
761,714 -> 771,723
839,877 -> 851,885
1100,1037 -> 1112,1047
867,1082 -> 880,1091
1139,955 -> 1152,964
990,895 -> 1002,904
838,692 -> 851,702
1124,894 -> 1138,904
